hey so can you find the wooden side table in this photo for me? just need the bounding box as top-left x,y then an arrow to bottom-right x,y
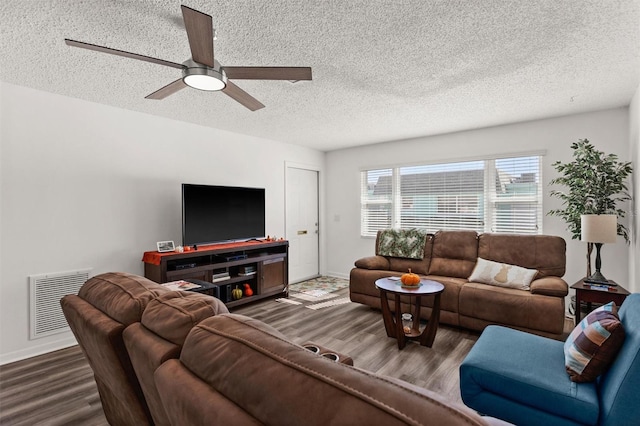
375,278 -> 445,349
571,279 -> 630,325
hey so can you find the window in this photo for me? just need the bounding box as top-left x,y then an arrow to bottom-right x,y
360,168 -> 393,236
360,155 -> 542,237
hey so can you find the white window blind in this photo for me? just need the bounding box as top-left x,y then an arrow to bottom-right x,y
490,156 -> 542,234
399,161 -> 484,232
360,156 -> 542,237
361,169 -> 393,236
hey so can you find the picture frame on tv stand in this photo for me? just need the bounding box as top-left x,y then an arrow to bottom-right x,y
157,241 -> 175,253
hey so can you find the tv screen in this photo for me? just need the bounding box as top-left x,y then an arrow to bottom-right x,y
182,184 -> 266,246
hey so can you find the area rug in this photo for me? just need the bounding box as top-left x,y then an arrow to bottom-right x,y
289,276 -> 350,294
276,276 -> 351,309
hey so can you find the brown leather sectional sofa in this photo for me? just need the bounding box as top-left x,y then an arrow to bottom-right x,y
61,272 -> 509,425
350,230 -> 568,338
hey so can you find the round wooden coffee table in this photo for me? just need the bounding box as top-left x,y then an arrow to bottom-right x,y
375,277 -> 445,349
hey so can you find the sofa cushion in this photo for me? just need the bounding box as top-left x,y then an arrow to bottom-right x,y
377,228 -> 429,259
477,233 -> 566,278
155,359 -> 263,425
388,257 -> 429,275
141,291 -> 229,346
459,283 -> 565,335
468,258 -> 537,290
529,277 -> 569,297
79,272 -> 170,325
428,231 -> 478,278
564,302 -> 625,383
349,268 -> 398,299
354,255 -> 390,270
125,291 -> 228,426
422,276 -> 465,318
460,325 -> 599,425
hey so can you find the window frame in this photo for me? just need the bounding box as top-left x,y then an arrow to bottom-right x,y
360,153 -> 543,237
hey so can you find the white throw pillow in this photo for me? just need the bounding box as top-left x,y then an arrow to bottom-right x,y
468,257 -> 537,290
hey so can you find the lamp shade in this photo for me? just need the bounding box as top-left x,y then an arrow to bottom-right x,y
581,214 -> 617,243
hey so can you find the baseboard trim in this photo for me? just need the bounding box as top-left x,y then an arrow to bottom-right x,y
0,336 -> 78,366
326,271 -> 349,280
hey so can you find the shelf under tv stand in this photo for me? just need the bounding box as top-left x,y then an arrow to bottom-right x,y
143,240 -> 289,308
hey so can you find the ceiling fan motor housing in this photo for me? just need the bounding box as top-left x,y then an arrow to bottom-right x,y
181,59 -> 227,91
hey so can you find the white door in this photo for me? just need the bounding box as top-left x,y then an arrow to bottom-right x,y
286,167 -> 319,283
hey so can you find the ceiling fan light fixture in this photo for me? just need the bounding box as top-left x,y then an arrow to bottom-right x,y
182,66 -> 227,91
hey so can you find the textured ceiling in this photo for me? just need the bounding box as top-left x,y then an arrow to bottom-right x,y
1,1 -> 639,151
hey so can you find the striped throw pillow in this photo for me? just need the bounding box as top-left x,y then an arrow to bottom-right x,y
564,302 -> 626,383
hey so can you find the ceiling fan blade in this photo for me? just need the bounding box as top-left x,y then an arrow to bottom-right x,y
145,78 -> 188,100
223,67 -> 312,81
222,81 -> 265,111
181,5 -> 215,68
64,39 -> 184,70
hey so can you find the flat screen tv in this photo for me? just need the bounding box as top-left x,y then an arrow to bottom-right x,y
182,184 -> 266,246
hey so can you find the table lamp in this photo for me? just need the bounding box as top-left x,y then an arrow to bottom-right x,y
581,214 -> 617,285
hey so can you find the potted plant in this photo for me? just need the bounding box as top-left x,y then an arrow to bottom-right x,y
548,139 -> 632,276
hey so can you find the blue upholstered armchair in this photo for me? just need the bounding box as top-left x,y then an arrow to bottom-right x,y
460,293 -> 640,426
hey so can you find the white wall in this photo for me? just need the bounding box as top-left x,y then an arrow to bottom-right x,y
0,82 -> 325,364
325,109 -> 631,292
629,84 -> 639,293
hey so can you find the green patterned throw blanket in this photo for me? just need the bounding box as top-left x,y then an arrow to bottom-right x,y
377,228 -> 428,259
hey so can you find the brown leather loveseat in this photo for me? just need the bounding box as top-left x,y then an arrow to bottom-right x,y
62,272 -> 509,425
350,230 -> 568,338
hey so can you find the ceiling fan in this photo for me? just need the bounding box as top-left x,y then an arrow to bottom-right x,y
65,5 -> 312,111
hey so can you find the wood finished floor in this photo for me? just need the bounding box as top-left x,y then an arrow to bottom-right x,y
0,288 -> 574,425
0,344 -> 107,425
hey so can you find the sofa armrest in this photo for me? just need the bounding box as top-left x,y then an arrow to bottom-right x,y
354,255 -> 390,270
529,277 -> 568,297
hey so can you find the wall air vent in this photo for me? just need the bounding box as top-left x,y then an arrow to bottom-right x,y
29,269 -> 91,340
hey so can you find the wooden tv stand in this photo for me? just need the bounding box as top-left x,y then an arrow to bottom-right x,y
143,240 -> 288,308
